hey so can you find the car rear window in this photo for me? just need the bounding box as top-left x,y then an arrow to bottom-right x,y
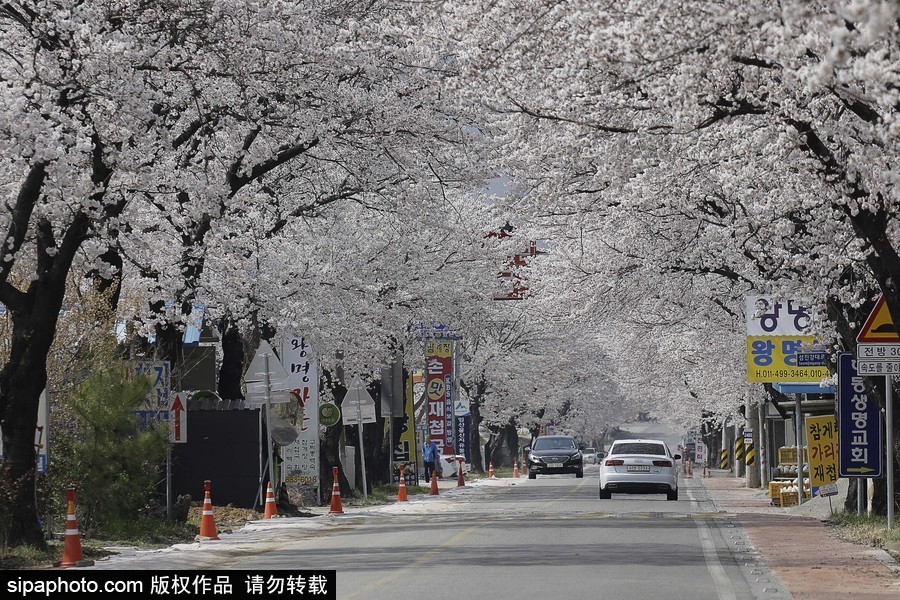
611,443 -> 667,456
533,437 -> 576,450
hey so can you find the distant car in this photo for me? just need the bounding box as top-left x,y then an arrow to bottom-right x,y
598,439 -> 680,501
525,435 -> 583,479
582,447 -> 597,464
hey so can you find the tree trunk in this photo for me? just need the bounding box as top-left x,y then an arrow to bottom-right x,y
319,372 -> 349,504
469,398 -> 484,474
217,318 -> 244,401
1,313 -> 56,547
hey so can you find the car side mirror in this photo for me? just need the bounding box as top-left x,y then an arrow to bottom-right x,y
673,454 -> 681,460
524,446 -> 531,453
598,452 -> 606,459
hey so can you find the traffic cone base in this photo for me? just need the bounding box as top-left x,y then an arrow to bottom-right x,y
329,467 -> 344,514
197,480 -> 220,540
264,482 -> 278,519
430,471 -> 439,495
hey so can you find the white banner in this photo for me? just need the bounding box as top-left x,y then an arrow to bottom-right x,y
281,334 -> 320,505
746,296 -> 815,336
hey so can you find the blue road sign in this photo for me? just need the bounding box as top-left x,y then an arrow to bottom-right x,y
838,353 -> 883,478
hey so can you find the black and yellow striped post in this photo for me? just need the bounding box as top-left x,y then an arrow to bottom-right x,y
733,436 -> 744,462
720,448 -> 729,469
745,440 -> 756,467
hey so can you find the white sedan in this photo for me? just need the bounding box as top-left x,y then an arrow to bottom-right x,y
598,439 -> 680,501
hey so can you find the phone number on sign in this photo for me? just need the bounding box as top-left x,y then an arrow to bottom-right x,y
751,368 -> 829,380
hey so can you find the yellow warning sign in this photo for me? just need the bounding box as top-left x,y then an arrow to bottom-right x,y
856,295 -> 900,343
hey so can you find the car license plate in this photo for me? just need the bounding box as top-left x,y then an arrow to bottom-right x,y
627,465 -> 650,472
548,460 -> 563,465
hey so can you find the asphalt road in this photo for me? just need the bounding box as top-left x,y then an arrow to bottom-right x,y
87,423 -> 790,599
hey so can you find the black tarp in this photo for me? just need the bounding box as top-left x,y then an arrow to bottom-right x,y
171,406 -> 262,508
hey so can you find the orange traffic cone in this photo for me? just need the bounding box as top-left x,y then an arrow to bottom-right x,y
513,459 -> 520,478
328,467 -> 344,515
60,487 -> 84,568
397,465 -> 408,502
430,470 -> 439,495
489,462 -> 495,478
198,480 -> 219,540
263,482 -> 278,519
456,458 -> 465,487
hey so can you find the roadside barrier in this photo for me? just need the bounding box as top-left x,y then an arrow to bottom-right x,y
197,480 -> 220,540
263,482 -> 278,519
397,465 -> 408,502
60,487 -> 84,568
720,449 -> 729,469
329,467 -> 344,514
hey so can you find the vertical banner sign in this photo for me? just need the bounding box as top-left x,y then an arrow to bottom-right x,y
455,415 -> 470,463
838,353 -> 883,477
392,372 -> 418,486
806,415 -> 839,497
425,340 -> 453,454
133,361 -> 171,429
282,335 -> 320,505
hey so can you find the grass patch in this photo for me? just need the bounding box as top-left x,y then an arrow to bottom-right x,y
0,543 -> 59,570
344,483 -> 434,507
825,511 -> 900,549
0,516 -> 198,570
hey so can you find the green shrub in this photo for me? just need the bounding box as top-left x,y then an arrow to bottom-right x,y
51,367 -> 168,536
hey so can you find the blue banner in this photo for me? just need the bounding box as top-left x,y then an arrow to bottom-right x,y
838,353 -> 883,478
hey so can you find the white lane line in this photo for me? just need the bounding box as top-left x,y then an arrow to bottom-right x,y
693,515 -> 738,600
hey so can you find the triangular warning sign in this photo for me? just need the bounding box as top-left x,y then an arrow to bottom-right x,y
857,295 -> 900,343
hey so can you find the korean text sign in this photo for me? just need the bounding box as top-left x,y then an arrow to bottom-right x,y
806,415 -> 838,497
425,340 -> 453,453
838,353 -> 883,478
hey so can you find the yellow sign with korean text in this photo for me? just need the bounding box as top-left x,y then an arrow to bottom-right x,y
806,415 -> 838,496
746,336 -> 830,383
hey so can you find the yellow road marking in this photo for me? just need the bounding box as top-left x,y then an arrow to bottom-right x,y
343,524 -> 478,600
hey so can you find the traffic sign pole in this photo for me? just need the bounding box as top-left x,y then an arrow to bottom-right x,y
887,375 -> 894,529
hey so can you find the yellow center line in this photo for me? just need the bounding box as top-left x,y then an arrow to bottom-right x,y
342,524 -> 479,600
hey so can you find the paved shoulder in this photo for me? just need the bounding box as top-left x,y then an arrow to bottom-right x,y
695,475 -> 900,599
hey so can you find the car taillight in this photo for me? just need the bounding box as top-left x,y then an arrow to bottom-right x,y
605,459 -> 624,466
653,460 -> 673,467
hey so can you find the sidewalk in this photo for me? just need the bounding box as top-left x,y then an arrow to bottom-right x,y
695,473 -> 900,599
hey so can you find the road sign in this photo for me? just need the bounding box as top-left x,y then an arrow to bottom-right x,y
856,295 -> 900,343
857,343 -> 900,374
343,377 -> 377,425
170,392 -> 187,443
838,353 -> 883,478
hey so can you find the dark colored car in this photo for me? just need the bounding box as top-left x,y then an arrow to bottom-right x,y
525,435 -> 583,479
